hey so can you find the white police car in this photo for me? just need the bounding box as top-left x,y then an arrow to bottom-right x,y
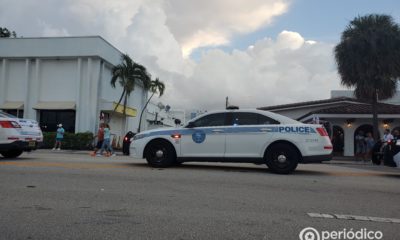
0,111 -> 43,158
130,109 -> 332,174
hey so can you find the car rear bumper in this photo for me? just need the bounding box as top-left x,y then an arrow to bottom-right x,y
0,140 -> 38,151
302,154 -> 332,163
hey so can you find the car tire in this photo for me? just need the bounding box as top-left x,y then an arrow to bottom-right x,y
144,140 -> 176,168
0,149 -> 23,158
265,143 -> 299,174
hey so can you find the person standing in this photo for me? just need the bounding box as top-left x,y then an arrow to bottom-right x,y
91,123 -> 105,156
364,132 -> 375,163
98,123 -> 116,157
381,129 -> 394,166
354,131 -> 366,161
392,129 -> 399,141
383,129 -> 394,143
392,130 -> 400,168
52,124 -> 65,151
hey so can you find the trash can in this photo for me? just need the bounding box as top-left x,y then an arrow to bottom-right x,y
122,131 -> 135,156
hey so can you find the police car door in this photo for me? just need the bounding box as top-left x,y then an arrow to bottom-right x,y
180,112 -> 226,158
225,112 -> 278,158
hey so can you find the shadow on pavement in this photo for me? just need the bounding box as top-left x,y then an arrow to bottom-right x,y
0,156 -> 38,161
122,162 -> 330,176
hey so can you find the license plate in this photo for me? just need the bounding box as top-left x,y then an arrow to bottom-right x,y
28,141 -> 36,147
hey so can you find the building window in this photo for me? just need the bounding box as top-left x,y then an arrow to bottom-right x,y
39,110 -> 75,132
2,109 -> 24,118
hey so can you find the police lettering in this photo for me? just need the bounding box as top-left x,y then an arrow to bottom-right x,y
278,126 -> 311,134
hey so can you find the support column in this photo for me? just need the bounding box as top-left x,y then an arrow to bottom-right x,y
77,58 -> 93,133
0,59 -> 7,106
75,58 -> 82,132
343,126 -> 355,157
94,60 -> 104,132
23,59 -> 33,119
26,58 -> 40,120
85,57 -> 93,132
89,59 -> 100,134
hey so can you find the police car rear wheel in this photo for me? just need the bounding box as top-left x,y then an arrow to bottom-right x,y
265,143 -> 298,174
145,140 -> 176,168
0,149 -> 23,158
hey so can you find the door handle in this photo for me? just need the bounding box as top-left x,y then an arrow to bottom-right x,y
212,129 -> 224,133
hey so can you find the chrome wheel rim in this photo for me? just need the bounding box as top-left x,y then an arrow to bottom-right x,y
155,150 -> 164,158
277,154 -> 287,163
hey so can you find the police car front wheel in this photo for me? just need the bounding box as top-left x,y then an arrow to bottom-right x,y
144,140 -> 176,168
265,143 -> 299,174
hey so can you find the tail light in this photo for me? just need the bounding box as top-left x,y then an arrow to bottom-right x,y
0,120 -> 21,128
316,127 -> 328,136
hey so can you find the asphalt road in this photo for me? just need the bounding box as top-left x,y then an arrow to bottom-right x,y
0,150 -> 399,240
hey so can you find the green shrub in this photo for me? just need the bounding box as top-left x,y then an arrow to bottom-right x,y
41,131 -> 94,150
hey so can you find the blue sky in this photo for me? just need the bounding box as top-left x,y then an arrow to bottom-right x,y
192,0 -> 400,59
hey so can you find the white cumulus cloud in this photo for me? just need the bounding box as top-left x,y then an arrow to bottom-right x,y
164,0 -> 290,56
0,0 -> 344,112
164,31 -> 342,111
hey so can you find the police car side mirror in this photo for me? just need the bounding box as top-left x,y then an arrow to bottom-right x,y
186,122 -> 195,128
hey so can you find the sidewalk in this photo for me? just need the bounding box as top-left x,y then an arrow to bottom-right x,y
328,156 -> 400,173
35,149 -> 123,155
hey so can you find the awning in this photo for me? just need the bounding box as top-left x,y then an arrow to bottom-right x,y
0,101 -> 24,110
111,102 -> 137,117
100,100 -> 137,117
33,101 -> 76,110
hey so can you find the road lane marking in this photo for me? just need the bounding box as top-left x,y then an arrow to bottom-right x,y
308,212 -> 400,224
2,160 -> 400,177
0,161 -> 128,170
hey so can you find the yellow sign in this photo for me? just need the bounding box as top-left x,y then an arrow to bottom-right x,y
112,103 -> 137,117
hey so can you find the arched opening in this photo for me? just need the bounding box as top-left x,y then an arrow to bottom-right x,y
353,124 -> 374,154
392,126 -> 400,134
332,125 -> 344,156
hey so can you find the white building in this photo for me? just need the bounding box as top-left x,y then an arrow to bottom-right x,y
0,36 -> 147,141
144,101 -> 185,130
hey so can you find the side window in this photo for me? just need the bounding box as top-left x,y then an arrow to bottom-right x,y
257,114 -> 280,125
192,113 -> 226,127
232,112 -> 258,125
232,112 -> 280,125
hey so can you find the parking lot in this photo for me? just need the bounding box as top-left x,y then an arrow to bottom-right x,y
0,150 -> 399,240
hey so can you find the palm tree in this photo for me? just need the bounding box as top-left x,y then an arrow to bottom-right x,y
335,14 -> 400,140
0,27 -> 11,37
110,54 -> 151,116
137,78 -> 166,132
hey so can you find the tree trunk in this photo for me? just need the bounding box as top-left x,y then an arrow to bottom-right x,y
109,89 -> 126,123
114,89 -> 126,112
372,91 -> 380,141
137,92 -> 155,133
123,94 -> 128,116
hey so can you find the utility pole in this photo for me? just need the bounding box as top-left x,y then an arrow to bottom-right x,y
225,96 -> 228,109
